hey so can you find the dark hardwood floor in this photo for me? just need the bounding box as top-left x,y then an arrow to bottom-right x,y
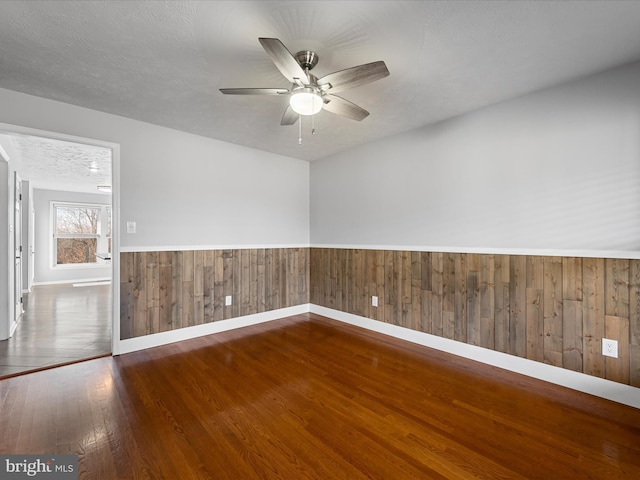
1,313 -> 639,479
0,283 -> 111,377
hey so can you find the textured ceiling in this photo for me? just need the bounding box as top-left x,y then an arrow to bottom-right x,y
1,1 -> 640,163
5,135 -> 112,194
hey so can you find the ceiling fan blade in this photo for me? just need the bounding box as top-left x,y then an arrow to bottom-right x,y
259,38 -> 310,85
281,106 -> 299,126
322,95 -> 370,121
219,88 -> 289,95
317,61 -> 389,94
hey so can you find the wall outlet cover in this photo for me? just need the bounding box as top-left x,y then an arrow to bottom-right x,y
372,296 -> 378,307
225,295 -> 232,306
602,338 -> 618,358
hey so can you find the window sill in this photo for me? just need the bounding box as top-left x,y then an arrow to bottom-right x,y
51,262 -> 111,271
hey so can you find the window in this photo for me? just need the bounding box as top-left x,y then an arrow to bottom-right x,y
52,202 -> 111,267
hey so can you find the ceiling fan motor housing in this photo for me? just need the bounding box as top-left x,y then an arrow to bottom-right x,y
295,50 -> 319,71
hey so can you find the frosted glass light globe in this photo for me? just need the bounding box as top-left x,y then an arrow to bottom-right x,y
290,90 -> 322,115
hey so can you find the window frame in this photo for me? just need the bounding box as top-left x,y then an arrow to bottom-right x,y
50,201 -> 112,269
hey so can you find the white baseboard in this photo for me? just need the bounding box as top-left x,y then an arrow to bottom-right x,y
310,305 -> 640,410
33,278 -> 111,286
9,319 -> 18,338
73,280 -> 111,287
116,304 -> 311,355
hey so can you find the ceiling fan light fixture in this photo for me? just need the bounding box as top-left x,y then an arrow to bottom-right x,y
289,88 -> 323,116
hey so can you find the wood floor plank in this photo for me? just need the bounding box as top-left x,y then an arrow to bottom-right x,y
2,313 -> 639,479
0,284 -> 111,377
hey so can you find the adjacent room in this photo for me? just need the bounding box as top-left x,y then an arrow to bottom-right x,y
1,1 -> 639,479
0,133 -> 113,377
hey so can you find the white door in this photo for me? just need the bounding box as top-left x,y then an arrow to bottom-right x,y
14,171 -> 22,321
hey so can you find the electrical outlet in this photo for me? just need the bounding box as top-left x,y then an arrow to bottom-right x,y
372,296 -> 378,307
225,295 -> 232,306
602,338 -> 618,358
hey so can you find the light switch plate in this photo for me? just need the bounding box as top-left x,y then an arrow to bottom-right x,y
372,296 -> 378,307
225,295 -> 232,306
126,221 -> 136,234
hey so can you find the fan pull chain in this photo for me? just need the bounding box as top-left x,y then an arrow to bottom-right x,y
298,115 -> 302,145
312,83 -> 316,135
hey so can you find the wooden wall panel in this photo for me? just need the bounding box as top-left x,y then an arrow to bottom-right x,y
562,258 -> 583,372
582,258 -> 605,378
310,248 -> 639,387
494,255 -> 510,354
430,252 -> 443,337
510,255 -> 527,358
606,258 -> 629,318
479,254 -> 495,350
605,315 -> 630,384
631,260 -> 640,346
121,248 -> 309,340
631,345 -> 640,388
525,287 -> 543,362
543,257 -> 563,367
632,260 -> 640,388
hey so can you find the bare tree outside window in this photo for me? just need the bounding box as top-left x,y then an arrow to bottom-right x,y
53,204 -> 105,265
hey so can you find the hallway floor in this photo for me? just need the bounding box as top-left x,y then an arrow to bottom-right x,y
0,283 -> 111,377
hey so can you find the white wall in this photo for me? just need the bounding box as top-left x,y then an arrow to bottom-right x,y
33,188 -> 111,285
0,88 -> 310,251
311,61 -> 640,256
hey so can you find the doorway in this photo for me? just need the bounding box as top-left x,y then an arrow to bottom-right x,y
0,126 -> 119,377
14,172 -> 23,325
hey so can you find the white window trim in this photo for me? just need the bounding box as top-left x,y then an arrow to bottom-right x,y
50,201 -> 111,270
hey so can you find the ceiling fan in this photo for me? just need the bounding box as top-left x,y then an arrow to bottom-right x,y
220,37 -> 390,126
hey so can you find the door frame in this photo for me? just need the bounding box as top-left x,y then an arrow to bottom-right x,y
14,171 -> 22,323
0,123 -> 121,354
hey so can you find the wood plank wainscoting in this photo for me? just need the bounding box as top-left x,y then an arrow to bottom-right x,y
120,248 -> 309,339
310,248 -> 640,387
